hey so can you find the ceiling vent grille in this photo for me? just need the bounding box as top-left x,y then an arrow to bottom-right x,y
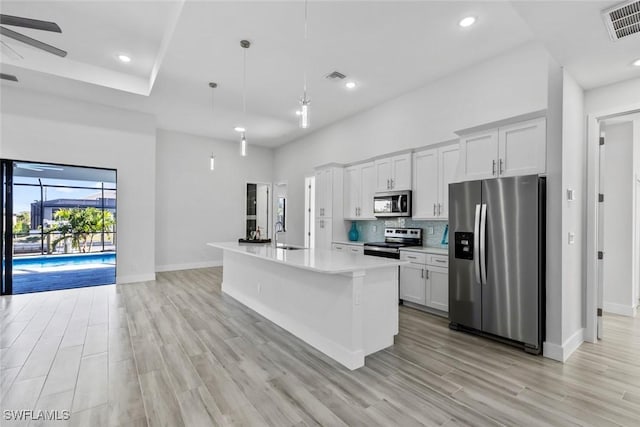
325,71 -> 346,80
602,0 -> 640,40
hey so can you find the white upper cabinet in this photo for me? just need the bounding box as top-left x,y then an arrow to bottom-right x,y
412,143 -> 459,220
375,153 -> 412,192
343,166 -> 360,219
498,118 -> 546,177
459,117 -> 546,181
360,162 -> 376,219
315,166 -> 343,218
459,130 -> 499,180
343,162 -> 376,220
412,149 -> 439,219
438,144 -> 460,219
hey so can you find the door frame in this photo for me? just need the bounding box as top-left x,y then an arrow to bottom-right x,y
585,103 -> 640,342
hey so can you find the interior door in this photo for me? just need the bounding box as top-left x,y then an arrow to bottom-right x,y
482,176 -> 540,347
448,180 -> 482,330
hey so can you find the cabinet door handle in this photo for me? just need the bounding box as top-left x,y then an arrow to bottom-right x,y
492,160 -> 496,176
435,259 -> 446,264
433,203 -> 436,216
438,203 -> 441,216
390,178 -> 394,189
421,269 -> 424,279
499,158 -> 504,175
426,270 -> 429,280
387,179 -> 390,189
407,255 -> 417,260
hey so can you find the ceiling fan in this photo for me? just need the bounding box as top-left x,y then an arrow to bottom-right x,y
0,14 -> 67,82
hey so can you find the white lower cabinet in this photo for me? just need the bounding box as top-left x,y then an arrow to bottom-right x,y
315,218 -> 332,250
427,267 -> 448,312
332,242 -> 364,255
400,251 -> 449,315
399,264 -> 426,305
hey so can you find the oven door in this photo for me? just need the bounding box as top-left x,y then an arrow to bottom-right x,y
373,191 -> 411,217
363,246 -> 400,259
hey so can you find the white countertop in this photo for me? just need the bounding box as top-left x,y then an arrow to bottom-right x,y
399,246 -> 449,256
208,242 -> 407,274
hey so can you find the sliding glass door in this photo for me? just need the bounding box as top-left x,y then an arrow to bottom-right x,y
1,160 -> 117,295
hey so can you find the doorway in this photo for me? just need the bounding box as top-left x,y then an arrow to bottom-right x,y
1,160 -> 117,295
586,112 -> 640,341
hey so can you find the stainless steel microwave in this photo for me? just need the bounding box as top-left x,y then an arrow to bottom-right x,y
373,190 -> 412,217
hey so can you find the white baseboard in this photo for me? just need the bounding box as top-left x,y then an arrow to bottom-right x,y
155,260 -> 222,273
604,301 -> 635,317
543,328 -> 584,362
117,273 -> 156,284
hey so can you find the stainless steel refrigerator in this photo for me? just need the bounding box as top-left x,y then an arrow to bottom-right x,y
448,175 -> 545,354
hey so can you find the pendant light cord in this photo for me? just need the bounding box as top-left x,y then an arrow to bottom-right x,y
242,47 -> 247,115
303,0 -> 308,99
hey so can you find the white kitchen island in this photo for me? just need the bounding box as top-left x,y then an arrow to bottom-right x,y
207,242 -> 407,370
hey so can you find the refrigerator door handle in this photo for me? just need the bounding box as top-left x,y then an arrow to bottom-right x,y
480,203 -> 487,286
474,204 -> 481,285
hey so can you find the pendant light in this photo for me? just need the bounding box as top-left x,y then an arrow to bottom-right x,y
210,153 -> 216,171
299,0 -> 310,129
239,39 -> 250,156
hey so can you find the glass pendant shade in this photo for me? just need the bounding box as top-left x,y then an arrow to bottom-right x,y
210,155 -> 215,170
241,133 -> 247,157
299,98 -> 310,129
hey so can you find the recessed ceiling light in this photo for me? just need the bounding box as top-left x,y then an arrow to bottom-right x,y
234,126 -> 246,132
118,54 -> 131,63
633,59 -> 640,67
459,16 -> 476,28
345,81 -> 357,89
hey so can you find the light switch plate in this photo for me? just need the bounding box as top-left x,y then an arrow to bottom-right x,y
372,225 -> 377,232
566,188 -> 575,201
568,232 -> 575,245
427,226 -> 434,235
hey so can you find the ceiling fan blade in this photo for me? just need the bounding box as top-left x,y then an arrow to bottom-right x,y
0,26 -> 66,57
1,40 -> 24,59
0,72 -> 18,82
0,14 -> 61,33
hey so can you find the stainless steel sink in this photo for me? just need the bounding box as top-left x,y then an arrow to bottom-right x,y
276,245 -> 307,250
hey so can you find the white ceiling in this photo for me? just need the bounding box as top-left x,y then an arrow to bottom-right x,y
1,1 -> 640,148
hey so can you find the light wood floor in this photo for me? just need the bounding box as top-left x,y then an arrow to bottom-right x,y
1,268 -> 639,426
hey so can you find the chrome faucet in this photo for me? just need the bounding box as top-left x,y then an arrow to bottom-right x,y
273,221 -> 284,248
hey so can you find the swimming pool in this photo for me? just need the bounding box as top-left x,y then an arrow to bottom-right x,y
13,252 -> 116,269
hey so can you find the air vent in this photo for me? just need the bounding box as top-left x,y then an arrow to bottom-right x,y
602,0 -> 640,41
325,71 -> 346,80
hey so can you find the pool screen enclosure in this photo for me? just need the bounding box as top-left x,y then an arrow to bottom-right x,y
1,160 -> 117,295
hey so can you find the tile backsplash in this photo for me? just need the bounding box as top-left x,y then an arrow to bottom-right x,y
343,219 -> 448,248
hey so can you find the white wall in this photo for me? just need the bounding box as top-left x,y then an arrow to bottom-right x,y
0,87 -> 156,283
602,122 -> 635,315
274,42 -> 550,247
585,77 -> 640,115
559,70 -> 586,356
155,129 -> 273,271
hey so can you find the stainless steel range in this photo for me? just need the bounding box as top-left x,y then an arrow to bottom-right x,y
364,228 -> 423,259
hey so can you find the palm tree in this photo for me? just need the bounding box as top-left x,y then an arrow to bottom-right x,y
47,207 -> 115,253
